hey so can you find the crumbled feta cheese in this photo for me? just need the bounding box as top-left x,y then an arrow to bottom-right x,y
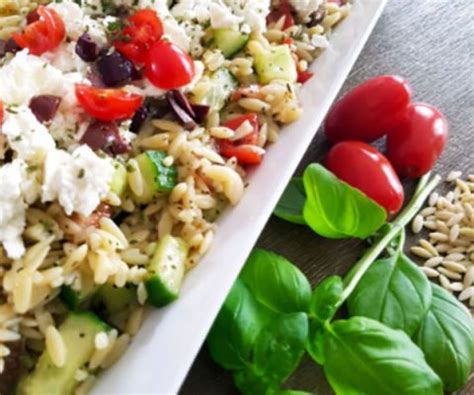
209,1 -> 243,29
42,42 -> 88,74
310,34 -> 329,48
290,0 -> 324,22
2,106 -> 55,163
42,145 -> 114,216
0,160 -> 27,259
0,50 -> 77,107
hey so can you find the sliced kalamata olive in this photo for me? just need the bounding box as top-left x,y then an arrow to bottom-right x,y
130,106 -> 148,134
29,95 -> 61,123
81,121 -> 130,156
166,92 -> 196,130
96,50 -> 134,87
26,8 -> 40,24
171,90 -> 196,119
75,33 -> 100,62
307,5 -> 326,27
5,38 -> 21,54
191,104 -> 210,124
0,39 -> 6,58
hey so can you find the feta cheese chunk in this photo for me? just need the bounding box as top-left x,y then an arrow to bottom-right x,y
290,0 -> 324,22
2,107 -> 55,163
42,146 -> 114,216
0,160 -> 27,259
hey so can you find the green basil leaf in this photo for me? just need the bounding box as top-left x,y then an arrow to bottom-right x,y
276,390 -> 312,395
234,369 -> 274,395
414,283 -> 474,391
253,312 -> 309,386
323,317 -> 443,395
302,164 -> 386,239
309,275 -> 343,322
347,252 -> 432,336
274,177 -> 306,224
240,249 -> 311,314
207,279 -> 275,370
306,318 -> 326,365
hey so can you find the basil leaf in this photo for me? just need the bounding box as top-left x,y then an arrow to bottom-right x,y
347,252 -> 432,336
274,177 -> 306,225
323,317 -> 443,395
207,279 -> 275,369
241,249 -> 311,314
309,275 -> 343,322
306,318 -> 326,365
276,391 -> 312,395
414,283 -> 474,391
234,369 -> 274,395
253,312 -> 308,386
302,164 -> 386,239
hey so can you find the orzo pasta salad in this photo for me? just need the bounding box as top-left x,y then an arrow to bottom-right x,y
0,0 -> 350,392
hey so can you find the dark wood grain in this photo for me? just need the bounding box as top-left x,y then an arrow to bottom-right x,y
182,0 -> 474,393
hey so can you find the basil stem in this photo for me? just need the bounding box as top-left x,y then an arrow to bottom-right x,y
338,173 -> 441,306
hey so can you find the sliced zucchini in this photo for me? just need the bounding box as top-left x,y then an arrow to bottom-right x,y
60,272 -> 97,310
130,150 -> 177,204
92,283 -> 136,316
109,160 -> 127,197
145,235 -> 188,307
192,67 -> 239,111
213,28 -> 249,58
249,44 -> 297,84
19,312 -> 109,395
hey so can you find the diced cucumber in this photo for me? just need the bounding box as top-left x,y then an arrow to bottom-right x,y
92,283 -> 136,316
109,160 -> 127,197
145,235 -> 188,307
19,312 -> 109,395
130,150 -> 177,204
213,28 -> 249,58
60,272 -> 97,310
249,44 -> 297,84
192,67 -> 239,111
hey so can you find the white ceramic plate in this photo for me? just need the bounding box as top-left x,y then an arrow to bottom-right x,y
93,1 -> 388,393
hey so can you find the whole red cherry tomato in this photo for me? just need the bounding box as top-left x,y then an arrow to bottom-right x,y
75,84 -> 143,122
386,103 -> 448,178
12,6 -> 65,55
114,9 -> 163,64
324,75 -> 412,143
145,40 -> 195,90
219,114 -> 262,165
267,1 -> 295,30
326,141 -> 404,214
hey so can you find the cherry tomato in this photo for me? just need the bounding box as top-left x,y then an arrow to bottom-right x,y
326,141 -> 404,214
386,103 -> 448,178
0,101 -> 3,124
297,70 -> 313,84
219,114 -> 262,165
144,40 -> 195,90
324,75 -> 412,143
267,1 -> 295,30
114,9 -> 163,64
75,84 -> 143,122
12,6 -> 65,55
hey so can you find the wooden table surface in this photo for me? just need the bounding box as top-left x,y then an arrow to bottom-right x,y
182,0 -> 474,393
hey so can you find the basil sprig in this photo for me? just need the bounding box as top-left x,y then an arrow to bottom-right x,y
274,164 -> 387,239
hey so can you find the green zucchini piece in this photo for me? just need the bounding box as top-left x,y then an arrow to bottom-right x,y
131,150 -> 177,204
213,28 -> 249,58
145,235 -> 188,307
19,312 -> 109,395
109,160 -> 127,197
192,67 -> 239,111
250,44 -> 297,84
60,273 -> 97,310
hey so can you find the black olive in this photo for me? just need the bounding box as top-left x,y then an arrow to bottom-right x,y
130,106 -> 149,134
29,95 -> 62,123
75,33 -> 100,62
96,50 -> 134,87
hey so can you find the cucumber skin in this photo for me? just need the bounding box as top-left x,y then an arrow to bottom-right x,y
59,285 -> 81,310
145,276 -> 178,307
213,28 -> 249,58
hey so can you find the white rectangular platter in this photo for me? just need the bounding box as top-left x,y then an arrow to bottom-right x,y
93,1 -> 388,393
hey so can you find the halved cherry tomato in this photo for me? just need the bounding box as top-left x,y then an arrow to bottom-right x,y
0,101 -> 3,125
75,84 -> 143,122
267,1 -> 295,30
297,70 -> 314,84
219,114 -> 262,165
324,75 -> 412,143
386,103 -> 448,178
114,9 -> 163,64
144,40 -> 195,90
326,141 -> 404,214
12,6 -> 65,55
